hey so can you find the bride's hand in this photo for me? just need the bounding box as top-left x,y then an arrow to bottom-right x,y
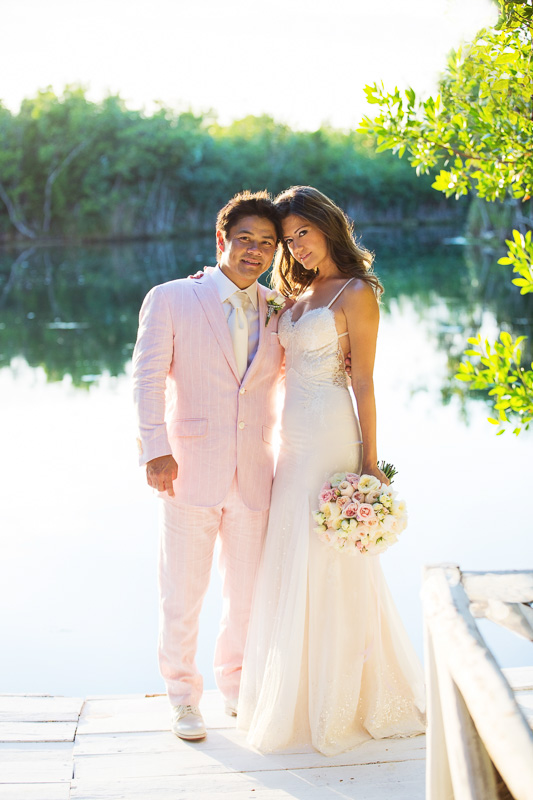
363,463 -> 390,486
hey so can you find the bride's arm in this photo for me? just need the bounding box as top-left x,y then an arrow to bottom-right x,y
342,281 -> 389,485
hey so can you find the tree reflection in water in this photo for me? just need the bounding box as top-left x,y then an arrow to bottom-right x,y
1,230 -> 532,415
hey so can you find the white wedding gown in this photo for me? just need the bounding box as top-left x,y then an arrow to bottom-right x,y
237,284 -> 426,755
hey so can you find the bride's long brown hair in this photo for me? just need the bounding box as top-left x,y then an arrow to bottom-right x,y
271,185 -> 383,299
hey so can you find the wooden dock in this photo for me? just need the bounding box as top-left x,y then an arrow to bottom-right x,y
2,667 -> 531,800
1,691 -> 427,800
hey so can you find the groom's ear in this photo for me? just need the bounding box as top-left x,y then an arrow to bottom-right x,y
216,229 -> 225,253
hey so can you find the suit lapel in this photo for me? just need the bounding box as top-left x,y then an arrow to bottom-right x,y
192,275 -> 240,382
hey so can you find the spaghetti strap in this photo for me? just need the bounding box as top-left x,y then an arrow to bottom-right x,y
338,331 -> 349,338
326,277 -> 355,309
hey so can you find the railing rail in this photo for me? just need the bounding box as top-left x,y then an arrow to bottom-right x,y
422,565 -> 533,800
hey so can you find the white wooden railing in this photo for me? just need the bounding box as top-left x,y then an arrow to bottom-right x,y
422,565 -> 533,800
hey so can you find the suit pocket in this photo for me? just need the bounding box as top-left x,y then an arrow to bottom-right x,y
262,425 -> 273,445
172,418 -> 208,437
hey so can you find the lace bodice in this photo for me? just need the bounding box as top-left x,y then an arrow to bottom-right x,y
278,306 -> 348,389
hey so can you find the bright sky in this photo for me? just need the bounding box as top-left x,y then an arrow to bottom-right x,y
2,0 -> 497,130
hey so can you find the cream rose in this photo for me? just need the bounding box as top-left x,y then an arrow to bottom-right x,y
327,502 -> 342,523
338,480 -> 355,497
357,474 -> 382,495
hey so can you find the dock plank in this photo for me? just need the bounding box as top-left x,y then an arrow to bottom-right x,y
0,742 -> 73,782
70,759 -> 425,799
0,696 -> 83,723
0,722 -> 78,743
73,730 -> 425,776
0,786 -> 70,800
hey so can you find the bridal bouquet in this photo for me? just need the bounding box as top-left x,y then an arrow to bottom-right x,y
312,468 -> 407,556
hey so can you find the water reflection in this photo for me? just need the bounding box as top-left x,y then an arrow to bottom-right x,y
0,237 -> 214,385
1,231 -> 531,398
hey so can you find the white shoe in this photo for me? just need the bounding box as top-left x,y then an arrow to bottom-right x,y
224,698 -> 238,717
171,705 -> 206,740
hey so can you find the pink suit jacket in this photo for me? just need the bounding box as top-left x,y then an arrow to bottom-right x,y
132,270 -> 285,511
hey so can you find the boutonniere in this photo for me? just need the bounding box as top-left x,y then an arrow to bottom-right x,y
265,291 -> 286,327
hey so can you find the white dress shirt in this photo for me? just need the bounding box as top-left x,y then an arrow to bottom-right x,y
211,266 -> 260,369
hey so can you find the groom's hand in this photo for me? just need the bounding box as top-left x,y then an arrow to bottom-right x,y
146,454 -> 178,497
344,352 -> 352,377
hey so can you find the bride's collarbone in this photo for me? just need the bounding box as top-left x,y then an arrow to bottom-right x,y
291,279 -> 351,322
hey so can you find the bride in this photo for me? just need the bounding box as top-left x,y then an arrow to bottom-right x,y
237,186 -> 426,755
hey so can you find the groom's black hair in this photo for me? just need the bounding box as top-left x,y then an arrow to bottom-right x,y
216,190 -> 282,260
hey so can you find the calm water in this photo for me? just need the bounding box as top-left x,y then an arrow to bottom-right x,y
1,230 -> 532,697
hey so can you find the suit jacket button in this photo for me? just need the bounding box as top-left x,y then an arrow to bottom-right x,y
239,388 -> 246,395
238,421 -> 245,430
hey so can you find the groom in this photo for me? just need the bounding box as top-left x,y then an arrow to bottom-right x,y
132,191 -> 284,741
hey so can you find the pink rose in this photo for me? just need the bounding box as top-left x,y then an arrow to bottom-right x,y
356,503 -> 376,523
365,491 -> 380,504
346,473 -> 360,488
337,495 -> 351,509
320,482 -> 332,493
319,489 -> 335,504
353,491 -> 366,503
342,502 -> 359,518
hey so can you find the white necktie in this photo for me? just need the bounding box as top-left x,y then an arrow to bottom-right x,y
227,292 -> 249,380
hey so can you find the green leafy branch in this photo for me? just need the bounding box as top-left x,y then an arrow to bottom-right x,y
359,25 -> 533,203
498,229 -> 533,294
455,231 -> 533,434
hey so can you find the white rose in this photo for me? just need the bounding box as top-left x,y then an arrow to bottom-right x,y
381,514 -> 396,532
392,500 -> 407,517
266,291 -> 285,306
330,472 -> 346,487
357,474 -> 382,494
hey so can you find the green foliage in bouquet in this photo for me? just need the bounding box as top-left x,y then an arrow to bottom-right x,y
378,461 -> 398,482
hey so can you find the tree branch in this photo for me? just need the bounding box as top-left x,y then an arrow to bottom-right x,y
0,181 -> 36,239
43,139 -> 89,233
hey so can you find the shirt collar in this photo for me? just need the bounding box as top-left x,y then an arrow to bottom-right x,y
211,265 -> 258,310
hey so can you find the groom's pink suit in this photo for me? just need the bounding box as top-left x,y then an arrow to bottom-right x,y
133,269 -> 284,706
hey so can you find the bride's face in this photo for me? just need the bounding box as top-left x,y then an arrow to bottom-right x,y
282,214 -> 332,273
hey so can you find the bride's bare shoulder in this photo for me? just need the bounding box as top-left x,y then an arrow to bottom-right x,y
342,279 -> 379,318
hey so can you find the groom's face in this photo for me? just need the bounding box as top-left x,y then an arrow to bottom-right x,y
217,215 -> 277,288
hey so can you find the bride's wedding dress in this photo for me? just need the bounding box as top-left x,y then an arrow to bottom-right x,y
238,280 -> 426,755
